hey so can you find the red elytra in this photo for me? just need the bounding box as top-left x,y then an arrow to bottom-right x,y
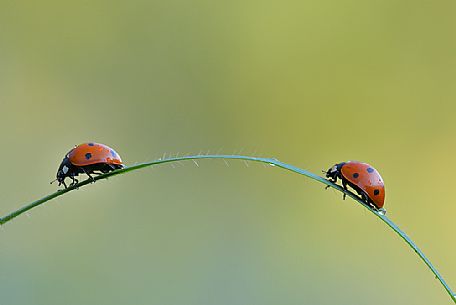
325,161 -> 385,209
68,143 -> 123,166
54,142 -> 124,188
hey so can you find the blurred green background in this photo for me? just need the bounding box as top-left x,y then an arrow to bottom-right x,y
1,0 -> 455,304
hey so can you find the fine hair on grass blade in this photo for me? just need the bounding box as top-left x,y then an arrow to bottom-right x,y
1,154 -> 454,303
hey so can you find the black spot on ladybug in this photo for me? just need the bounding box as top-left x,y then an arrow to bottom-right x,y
374,189 -> 380,196
353,173 -> 359,178
85,153 -> 92,160
367,167 -> 374,173
88,143 -> 95,146
110,150 -> 116,157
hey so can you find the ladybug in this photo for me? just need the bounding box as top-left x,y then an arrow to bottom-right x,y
54,142 -> 124,188
325,161 -> 385,210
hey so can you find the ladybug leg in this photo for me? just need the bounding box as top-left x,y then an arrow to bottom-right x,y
356,191 -> 375,209
87,172 -> 95,181
61,180 -> 68,189
70,176 -> 78,186
81,168 -> 95,182
325,176 -> 337,189
107,164 -> 121,172
341,180 -> 349,200
361,193 -> 376,209
358,191 -> 368,203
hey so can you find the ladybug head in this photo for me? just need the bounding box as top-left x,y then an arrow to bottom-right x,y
55,155 -> 73,186
325,162 -> 345,180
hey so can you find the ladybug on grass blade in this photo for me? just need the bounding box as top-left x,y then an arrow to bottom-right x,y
325,161 -> 385,210
53,142 -> 124,188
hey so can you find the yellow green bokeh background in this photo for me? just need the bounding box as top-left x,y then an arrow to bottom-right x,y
1,0 -> 455,304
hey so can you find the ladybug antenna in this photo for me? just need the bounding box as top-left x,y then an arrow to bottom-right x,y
50,178 -> 58,184
321,170 -> 327,174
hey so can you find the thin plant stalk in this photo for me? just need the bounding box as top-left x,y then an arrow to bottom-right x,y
0,154 -> 454,303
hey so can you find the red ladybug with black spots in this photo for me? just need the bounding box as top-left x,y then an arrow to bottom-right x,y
54,142 -> 124,188
325,161 -> 385,210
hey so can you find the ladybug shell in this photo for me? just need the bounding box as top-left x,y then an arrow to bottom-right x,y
340,161 -> 385,208
68,143 -> 123,166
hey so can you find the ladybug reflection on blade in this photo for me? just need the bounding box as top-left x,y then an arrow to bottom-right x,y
53,142 -> 125,188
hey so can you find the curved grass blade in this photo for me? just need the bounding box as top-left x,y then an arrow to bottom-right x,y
0,154 -> 454,303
